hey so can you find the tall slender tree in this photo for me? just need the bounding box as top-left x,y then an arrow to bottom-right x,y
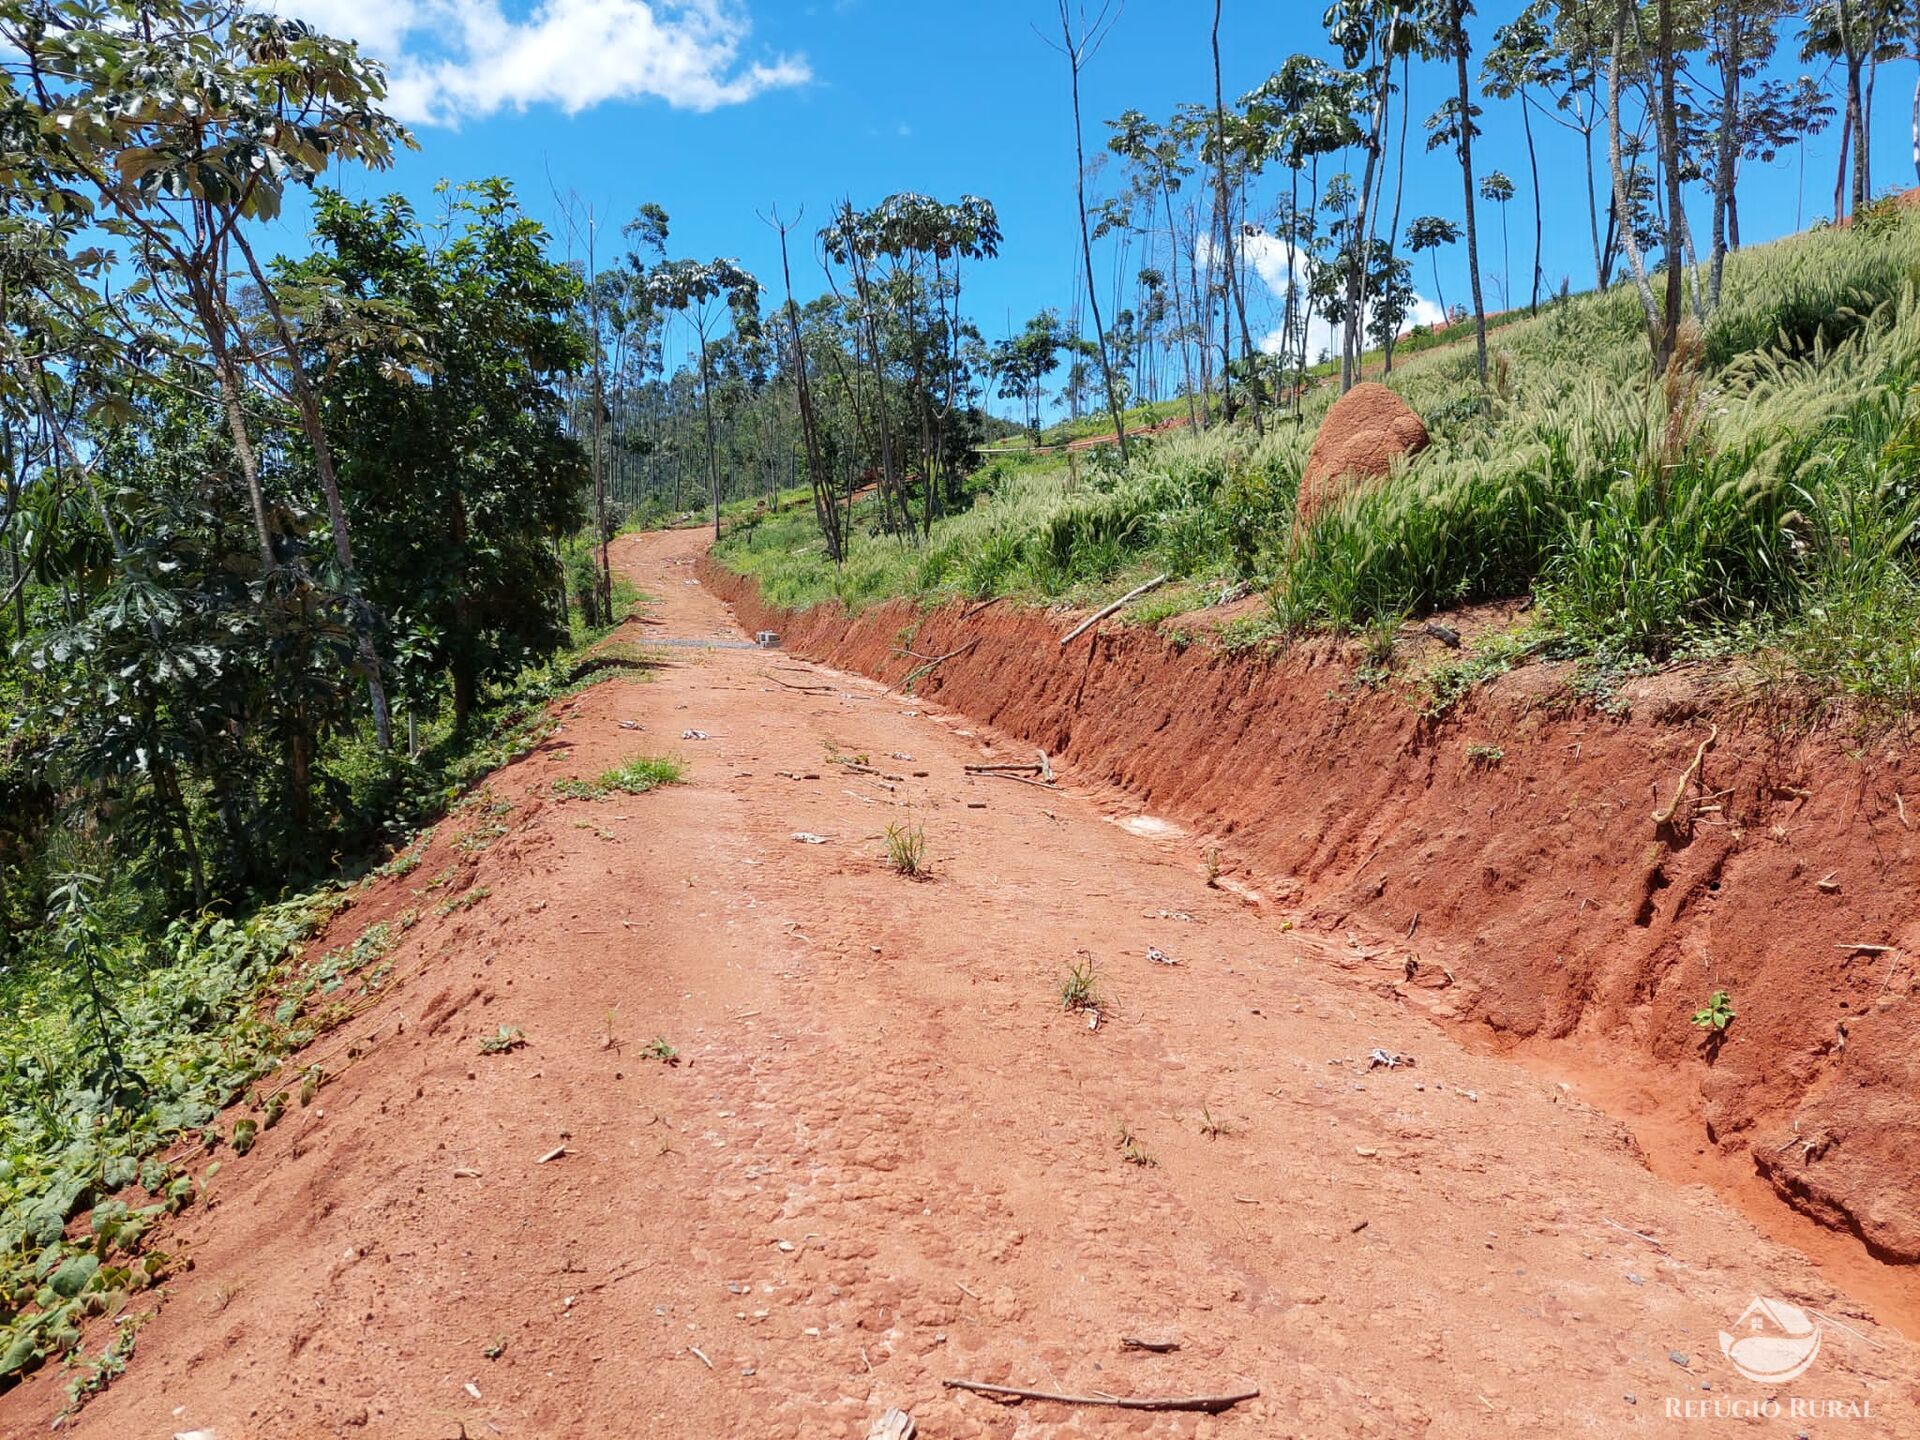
1049,0 -> 1131,460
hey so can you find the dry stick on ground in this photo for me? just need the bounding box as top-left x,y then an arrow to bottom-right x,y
1120,1337 -> 1182,1354
964,762 -> 1046,774
893,639 -> 980,693
1058,574 -> 1171,647
1602,1217 -> 1668,1250
962,595 -> 1007,620
1651,724 -> 1719,827
976,771 -> 1057,791
942,1379 -> 1258,1414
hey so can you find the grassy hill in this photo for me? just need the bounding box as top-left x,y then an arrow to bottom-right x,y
717,209 -> 1920,714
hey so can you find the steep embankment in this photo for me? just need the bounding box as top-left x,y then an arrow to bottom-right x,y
708,559 -> 1920,1270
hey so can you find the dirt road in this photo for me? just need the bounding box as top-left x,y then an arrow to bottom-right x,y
16,527 -> 1918,1438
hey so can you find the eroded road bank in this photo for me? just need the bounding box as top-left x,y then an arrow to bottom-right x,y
13,527 -> 1918,1438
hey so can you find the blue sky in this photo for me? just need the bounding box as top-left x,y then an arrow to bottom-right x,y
269,0 -> 1914,378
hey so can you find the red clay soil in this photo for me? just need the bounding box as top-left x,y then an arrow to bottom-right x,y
9,528 -> 1920,1438
709,565 -> 1920,1290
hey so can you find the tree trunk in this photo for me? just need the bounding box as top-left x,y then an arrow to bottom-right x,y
1709,0 -> 1739,309
1835,86 -> 1855,223
1583,120 -> 1606,288
700,336 -> 722,541
775,217 -> 840,563
1382,48 -> 1413,374
1912,6 -> 1920,184
1657,0 -> 1684,364
1837,0 -> 1867,218
1523,94 -> 1543,312
197,293 -> 277,576
1608,3 -> 1663,355
1062,3 -> 1130,461
1345,5 -> 1402,391
1211,0 -> 1260,434
232,230 -> 394,750
1451,0 -> 1488,384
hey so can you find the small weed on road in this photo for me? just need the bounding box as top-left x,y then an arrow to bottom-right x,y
884,821 -> 928,877
1060,957 -> 1101,1014
1116,1123 -> 1157,1167
479,1025 -> 527,1055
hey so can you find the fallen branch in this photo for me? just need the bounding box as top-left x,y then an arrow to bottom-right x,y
976,770 -> 1055,791
894,639 -> 979,693
1058,574 -> 1171,647
962,595 -> 1007,620
1602,1217 -> 1667,1251
965,762 -> 1045,775
1652,725 -> 1719,827
942,1379 -> 1256,1414
1120,1337 -> 1182,1354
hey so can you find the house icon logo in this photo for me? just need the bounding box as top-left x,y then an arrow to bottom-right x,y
1719,1297 -> 1824,1383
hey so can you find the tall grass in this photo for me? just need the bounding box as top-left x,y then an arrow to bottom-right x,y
718,212 -> 1920,710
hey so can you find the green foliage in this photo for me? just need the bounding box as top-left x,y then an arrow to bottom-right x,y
300,184 -> 590,732
479,1026 -> 526,1056
1691,989 -> 1737,1032
883,821 -> 927,877
0,892 -> 327,1387
553,756 -> 684,801
1059,957 -> 1102,1014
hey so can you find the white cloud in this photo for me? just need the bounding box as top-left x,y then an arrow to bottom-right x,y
1236,230 -> 1446,364
273,0 -> 810,126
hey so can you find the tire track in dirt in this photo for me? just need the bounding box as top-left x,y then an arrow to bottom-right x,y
10,526 -> 1918,1438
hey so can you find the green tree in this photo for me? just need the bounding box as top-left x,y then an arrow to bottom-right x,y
300,183 -> 589,731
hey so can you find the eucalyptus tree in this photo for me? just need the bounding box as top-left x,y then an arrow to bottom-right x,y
765,206 -> 845,564
1426,0 -> 1488,384
873,194 -> 999,534
1047,0 -> 1130,459
1487,1 -> 1614,289
1321,0 -> 1416,391
1482,8 -> 1551,312
1244,55 -> 1362,410
992,310 -> 1070,440
1801,0 -> 1904,219
1405,214 -> 1460,326
1106,109 -> 1202,430
642,257 -> 761,541
820,193 -> 999,538
1478,170 -> 1516,309
1698,0 -> 1827,303
1209,0 -> 1261,434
